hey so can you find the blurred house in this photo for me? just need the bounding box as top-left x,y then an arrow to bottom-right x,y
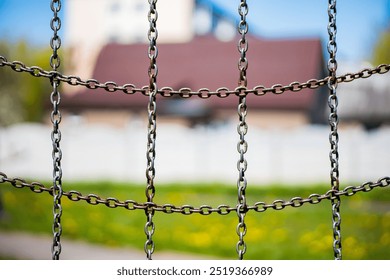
61,37 -> 327,127
62,0 -> 328,128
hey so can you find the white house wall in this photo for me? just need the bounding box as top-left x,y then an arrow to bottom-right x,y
65,0 -> 194,79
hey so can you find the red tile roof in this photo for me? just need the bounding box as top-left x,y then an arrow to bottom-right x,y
63,36 -> 324,111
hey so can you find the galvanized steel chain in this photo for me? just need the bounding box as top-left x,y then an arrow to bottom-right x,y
327,0 -> 342,260
144,0 -> 158,260
2,171 -> 389,215
1,54 -> 389,97
236,0 -> 249,260
237,0 -> 249,87
49,0 -> 63,261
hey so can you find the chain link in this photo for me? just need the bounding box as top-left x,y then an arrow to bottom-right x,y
49,0 -> 63,260
237,0 -> 249,88
327,0 -> 342,260
1,172 -> 389,215
50,0 -> 61,71
236,93 -> 248,259
327,0 -> 339,191
144,0 -> 158,260
1,55 -> 389,98
236,0 -> 249,260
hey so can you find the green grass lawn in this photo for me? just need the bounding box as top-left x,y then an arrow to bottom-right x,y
0,180 -> 389,259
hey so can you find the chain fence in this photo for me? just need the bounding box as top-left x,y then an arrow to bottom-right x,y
0,0 -> 390,260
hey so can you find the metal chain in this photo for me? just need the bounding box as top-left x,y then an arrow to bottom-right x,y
144,0 -> 158,260
0,1 -> 389,262
0,54 -> 389,97
236,0 -> 249,260
49,0 -> 63,260
327,0 -> 342,260
237,0 -> 249,88
1,172 -> 389,216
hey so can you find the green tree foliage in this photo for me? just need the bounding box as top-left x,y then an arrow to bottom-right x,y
0,41 -> 53,126
372,29 -> 390,65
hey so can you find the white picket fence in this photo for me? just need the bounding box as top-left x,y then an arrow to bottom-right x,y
1,121 -> 389,185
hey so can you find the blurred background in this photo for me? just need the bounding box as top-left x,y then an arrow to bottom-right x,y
0,0 -> 389,260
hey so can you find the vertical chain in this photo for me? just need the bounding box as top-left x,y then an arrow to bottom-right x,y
50,0 -> 63,260
236,0 -> 249,260
145,0 -> 158,260
237,0 -> 249,87
327,0 -> 342,260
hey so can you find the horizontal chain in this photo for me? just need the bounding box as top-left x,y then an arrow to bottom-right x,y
1,172 -> 388,215
1,55 -> 389,98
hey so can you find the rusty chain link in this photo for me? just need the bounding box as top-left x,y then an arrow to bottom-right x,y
327,0 -> 342,260
144,0 -> 158,260
236,0 -> 249,260
1,172 -> 389,215
0,55 -> 389,98
49,0 -> 63,260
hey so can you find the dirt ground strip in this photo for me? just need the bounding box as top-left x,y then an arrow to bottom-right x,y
0,231 -> 211,260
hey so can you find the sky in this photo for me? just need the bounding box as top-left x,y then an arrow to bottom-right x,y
0,0 -> 389,64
